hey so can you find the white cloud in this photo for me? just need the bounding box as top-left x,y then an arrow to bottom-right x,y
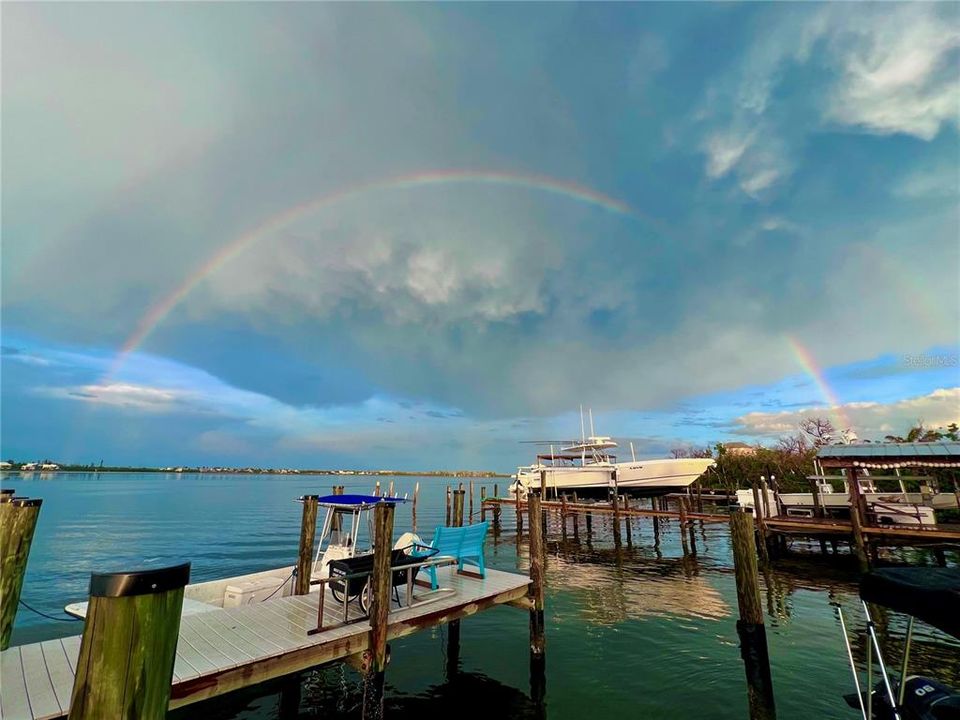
704,132 -> 753,179
730,387 -> 960,439
826,7 -> 960,140
39,383 -> 192,412
699,4 -> 960,196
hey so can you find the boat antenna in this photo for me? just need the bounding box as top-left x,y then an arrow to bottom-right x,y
630,441 -> 636,462
580,404 -> 585,442
589,408 -> 595,438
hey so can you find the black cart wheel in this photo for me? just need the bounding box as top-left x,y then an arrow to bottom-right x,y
330,583 -> 346,605
358,582 -> 371,615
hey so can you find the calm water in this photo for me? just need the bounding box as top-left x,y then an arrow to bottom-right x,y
4,472 -> 958,719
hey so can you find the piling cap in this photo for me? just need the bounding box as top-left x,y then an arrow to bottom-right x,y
7,497 -> 42,507
89,562 -> 191,598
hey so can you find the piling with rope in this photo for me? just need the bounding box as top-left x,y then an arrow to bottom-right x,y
0,495 -> 42,650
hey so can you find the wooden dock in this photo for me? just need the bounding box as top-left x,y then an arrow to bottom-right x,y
0,565 -> 530,720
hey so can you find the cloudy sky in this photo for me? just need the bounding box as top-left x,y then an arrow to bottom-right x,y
2,3 -> 958,470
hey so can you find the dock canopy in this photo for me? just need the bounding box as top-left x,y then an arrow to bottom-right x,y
308,494 -> 407,506
816,441 -> 960,470
860,568 -> 960,639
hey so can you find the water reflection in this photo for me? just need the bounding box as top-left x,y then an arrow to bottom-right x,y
541,543 -> 730,624
174,667 -> 544,720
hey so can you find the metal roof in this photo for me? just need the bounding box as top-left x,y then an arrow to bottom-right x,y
817,442 -> 960,469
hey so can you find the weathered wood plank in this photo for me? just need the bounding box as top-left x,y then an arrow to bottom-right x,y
192,608 -> 282,659
20,642 -> 61,718
39,640 -> 74,713
58,636 -> 80,674
177,622 -> 236,671
187,612 -> 262,663
2,645 -> 34,719
220,605 -> 310,650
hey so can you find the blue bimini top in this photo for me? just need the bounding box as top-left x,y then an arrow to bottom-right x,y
310,494 -> 407,507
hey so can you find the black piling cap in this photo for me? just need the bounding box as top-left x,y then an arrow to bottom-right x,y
9,498 -> 42,507
89,562 -> 191,598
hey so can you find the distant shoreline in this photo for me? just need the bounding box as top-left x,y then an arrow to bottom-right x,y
0,468 -> 511,478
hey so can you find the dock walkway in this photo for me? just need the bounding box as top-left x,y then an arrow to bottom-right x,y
0,566 -> 530,720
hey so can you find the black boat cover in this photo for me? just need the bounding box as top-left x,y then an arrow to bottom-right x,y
860,568 -> 960,640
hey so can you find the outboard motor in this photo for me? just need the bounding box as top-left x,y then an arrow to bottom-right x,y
845,677 -> 960,720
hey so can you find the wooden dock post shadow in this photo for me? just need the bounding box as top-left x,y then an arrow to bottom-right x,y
730,509 -> 776,720
527,490 -> 546,704
363,501 -> 395,719
0,495 -> 42,650
69,563 -> 190,720
295,495 -> 318,595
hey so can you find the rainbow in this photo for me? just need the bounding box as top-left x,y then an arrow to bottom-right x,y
785,335 -> 853,432
110,169 -> 650,374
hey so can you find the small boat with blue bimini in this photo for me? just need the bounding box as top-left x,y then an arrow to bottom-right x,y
66,492 -> 458,620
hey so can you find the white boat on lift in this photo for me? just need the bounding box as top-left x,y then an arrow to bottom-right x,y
511,408 -> 715,498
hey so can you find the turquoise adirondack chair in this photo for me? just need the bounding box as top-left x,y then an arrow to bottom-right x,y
414,521 -> 489,589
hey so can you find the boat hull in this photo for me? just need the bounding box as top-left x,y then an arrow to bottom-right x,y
735,490 -> 944,526
511,458 -> 714,498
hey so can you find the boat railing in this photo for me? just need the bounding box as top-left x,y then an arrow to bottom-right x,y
308,555 -> 458,634
867,501 -> 926,526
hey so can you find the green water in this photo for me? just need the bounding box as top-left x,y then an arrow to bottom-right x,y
4,472 -> 958,719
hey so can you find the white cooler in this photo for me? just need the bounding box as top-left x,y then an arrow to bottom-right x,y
223,576 -> 287,607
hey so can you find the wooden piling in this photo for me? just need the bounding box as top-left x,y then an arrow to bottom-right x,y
515,483 -> 523,535
446,485 -> 452,526
560,494 -> 568,541
374,480 -> 380,497
0,497 -> 42,650
412,481 -> 419,534
622,495 -> 633,547
295,495 -> 318,595
678,496 -> 690,556
448,490 -> 465,676
453,489 -> 465,528
760,480 -> 772,519
469,480 -> 474,524
847,467 -> 870,572
751,485 -> 770,564
652,496 -> 661,547
611,490 -> 622,547
363,502 -> 395,719
684,497 -> 697,555
387,480 -> 394,497
480,486 -> 487,522
330,486 -> 342,535
729,510 -> 776,720
68,563 -> 190,720
527,491 -> 546,703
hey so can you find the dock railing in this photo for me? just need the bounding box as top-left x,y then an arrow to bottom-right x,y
308,555 -> 458,634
